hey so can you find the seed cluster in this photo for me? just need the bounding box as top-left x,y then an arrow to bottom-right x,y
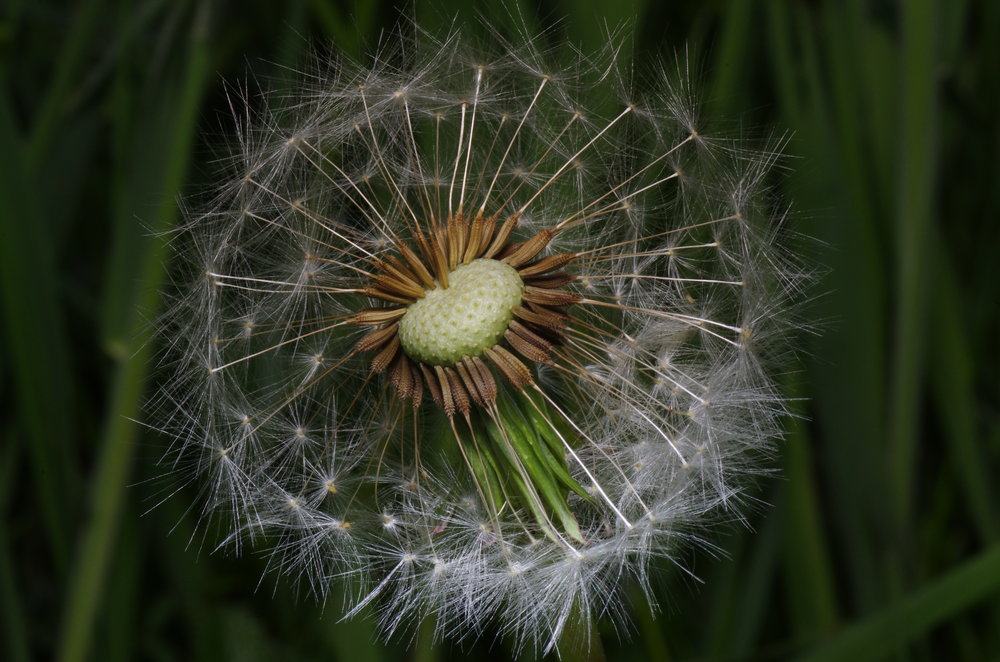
153,21 -> 800,653
397,259 -> 523,366
349,212 -> 581,417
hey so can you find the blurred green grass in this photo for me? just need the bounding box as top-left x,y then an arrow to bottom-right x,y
1,1 -> 998,661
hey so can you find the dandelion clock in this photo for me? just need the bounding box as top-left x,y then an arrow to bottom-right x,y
151,17 -> 802,656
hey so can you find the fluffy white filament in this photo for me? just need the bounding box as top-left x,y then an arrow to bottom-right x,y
151,21 -> 802,656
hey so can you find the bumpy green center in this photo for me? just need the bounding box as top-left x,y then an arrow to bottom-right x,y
399,258 -> 524,366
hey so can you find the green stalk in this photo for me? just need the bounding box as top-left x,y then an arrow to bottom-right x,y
794,544 -> 1000,662
782,421 -> 840,641
0,92 -> 77,575
55,7 -> 211,662
886,0 -> 937,536
930,245 -> 997,542
707,0 -> 753,119
26,0 -> 104,171
767,0 -> 886,613
310,0 -> 381,59
726,508 -> 781,658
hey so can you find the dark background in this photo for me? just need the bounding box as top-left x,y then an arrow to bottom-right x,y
1,1 -> 998,660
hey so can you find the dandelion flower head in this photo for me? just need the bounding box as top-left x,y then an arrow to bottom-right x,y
153,19 -> 801,654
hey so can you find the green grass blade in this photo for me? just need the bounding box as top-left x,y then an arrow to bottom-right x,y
886,0 -> 937,534
558,0 -> 650,60
707,0 -> 754,119
781,389 -> 840,642
767,0 -> 887,614
100,0 -> 182,352
764,0 -> 801,122
55,7 -> 212,661
26,0 -> 104,171
930,246 -> 997,542
0,91 -> 77,575
794,544 -> 1000,662
101,518 -> 140,662
310,0 -> 381,58
847,0 -> 894,212
716,508 -> 781,659
634,586 -> 671,662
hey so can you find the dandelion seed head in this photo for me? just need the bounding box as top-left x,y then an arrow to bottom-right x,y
151,15 -> 804,654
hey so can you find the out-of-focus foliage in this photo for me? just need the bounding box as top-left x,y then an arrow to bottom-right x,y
0,1 -> 997,661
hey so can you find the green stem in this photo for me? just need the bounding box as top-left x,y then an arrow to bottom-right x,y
795,544 -> 1000,662
26,0 -> 104,171
887,0 -> 936,538
54,8 -> 211,662
0,93 -> 78,576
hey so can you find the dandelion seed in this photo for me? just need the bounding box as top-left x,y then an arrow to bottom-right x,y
152,17 -> 802,655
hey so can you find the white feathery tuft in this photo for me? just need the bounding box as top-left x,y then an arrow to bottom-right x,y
150,17 -> 804,655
